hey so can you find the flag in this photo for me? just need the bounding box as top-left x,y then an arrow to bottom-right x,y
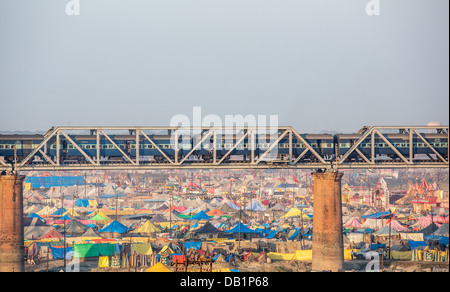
368,169 -> 374,173
293,175 -> 299,184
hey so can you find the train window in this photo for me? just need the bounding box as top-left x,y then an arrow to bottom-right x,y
0,145 -> 3,149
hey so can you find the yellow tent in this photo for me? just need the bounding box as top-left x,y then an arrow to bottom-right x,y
281,208 -> 310,220
63,208 -> 80,217
131,220 -> 161,234
145,262 -> 172,272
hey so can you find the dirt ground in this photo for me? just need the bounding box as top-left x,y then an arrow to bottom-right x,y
25,258 -> 449,272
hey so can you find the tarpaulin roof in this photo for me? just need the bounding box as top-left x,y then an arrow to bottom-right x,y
51,207 -> 68,216
227,223 -> 257,234
190,210 -> 211,221
361,211 -> 391,219
26,176 -> 85,189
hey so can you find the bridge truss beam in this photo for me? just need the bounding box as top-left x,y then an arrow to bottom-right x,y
0,125 -> 448,172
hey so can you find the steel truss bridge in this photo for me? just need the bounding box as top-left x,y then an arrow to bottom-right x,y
0,125 -> 448,172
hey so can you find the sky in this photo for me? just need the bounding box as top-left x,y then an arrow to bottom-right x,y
0,0 -> 448,133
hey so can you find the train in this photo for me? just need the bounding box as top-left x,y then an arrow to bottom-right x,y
0,131 -> 448,165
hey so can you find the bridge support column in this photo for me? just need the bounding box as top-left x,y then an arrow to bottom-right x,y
0,174 -> 26,272
312,172 -> 344,272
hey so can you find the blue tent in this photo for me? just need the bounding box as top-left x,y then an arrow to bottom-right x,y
51,207 -> 67,216
61,214 -> 72,221
28,213 -> 44,221
361,211 -> 390,219
439,237 -> 449,246
288,230 -> 300,240
245,200 -> 266,211
227,223 -> 257,234
99,194 -> 127,199
184,242 -> 202,250
190,210 -> 211,221
266,230 -> 278,239
98,220 -> 130,234
75,199 -> 90,207
407,241 -> 427,250
26,176 -> 85,189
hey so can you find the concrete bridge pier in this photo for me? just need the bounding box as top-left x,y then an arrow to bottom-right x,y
312,171 -> 344,272
0,174 -> 26,272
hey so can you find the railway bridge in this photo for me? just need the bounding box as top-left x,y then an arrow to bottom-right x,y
0,125 -> 448,271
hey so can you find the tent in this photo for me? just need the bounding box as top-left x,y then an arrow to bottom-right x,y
420,222 -> 440,235
189,222 -> 226,238
361,219 -> 386,230
227,223 -> 257,234
80,227 -> 104,240
434,223 -> 449,237
281,208 -> 309,220
343,217 -> 362,228
373,225 -> 399,236
361,211 -> 390,219
245,200 -> 266,211
51,207 -> 68,216
28,213 -> 45,221
63,208 -> 80,217
61,219 -> 89,235
190,210 -> 211,221
150,214 -> 167,223
23,218 -> 54,240
145,262 -> 172,272
386,220 -> 409,232
207,208 -> 226,216
89,212 -> 110,221
37,228 -> 64,240
131,220 -> 162,235
98,220 -> 130,234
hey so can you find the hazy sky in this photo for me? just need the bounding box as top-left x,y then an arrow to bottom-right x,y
0,0 -> 448,133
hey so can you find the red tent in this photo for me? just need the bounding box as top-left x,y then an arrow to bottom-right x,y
37,228 -> 63,240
